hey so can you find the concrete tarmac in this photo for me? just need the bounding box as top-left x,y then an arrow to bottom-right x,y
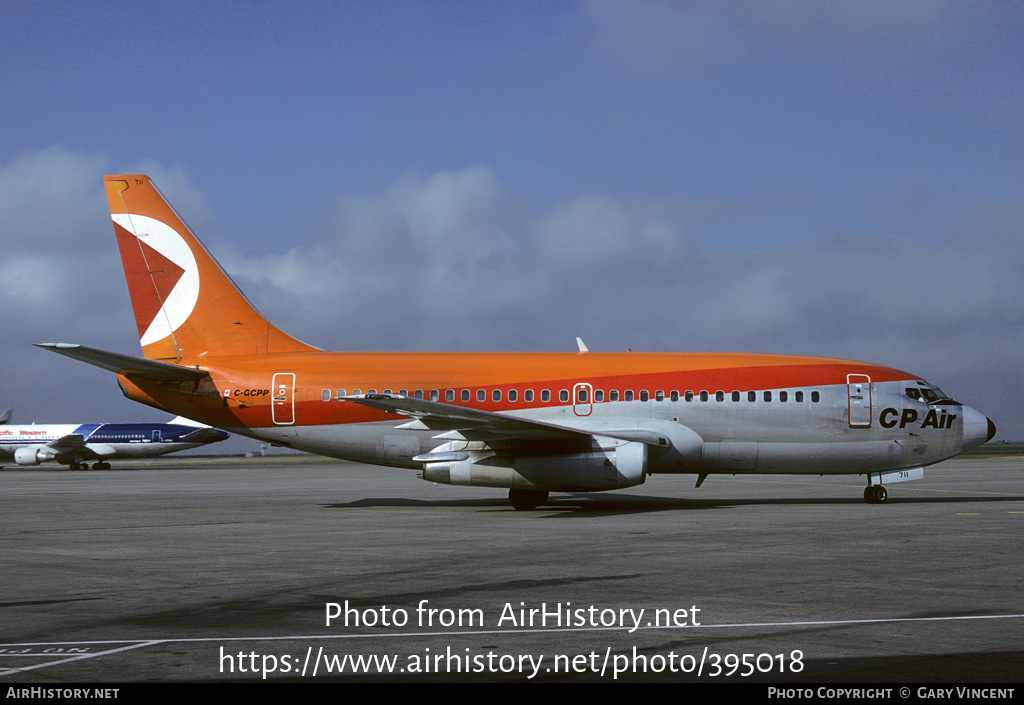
1,454 -> 1022,683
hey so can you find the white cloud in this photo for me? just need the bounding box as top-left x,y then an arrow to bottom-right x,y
0,146 -> 108,252
536,194 -> 690,268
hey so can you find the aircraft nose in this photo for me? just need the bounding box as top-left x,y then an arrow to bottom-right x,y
961,406 -> 994,452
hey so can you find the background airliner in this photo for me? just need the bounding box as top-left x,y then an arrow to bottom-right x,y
0,411 -> 229,470
37,175 -> 994,507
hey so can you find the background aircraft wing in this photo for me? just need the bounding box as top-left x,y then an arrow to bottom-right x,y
43,433 -> 103,460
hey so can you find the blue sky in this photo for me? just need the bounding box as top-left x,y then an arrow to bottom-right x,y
1,1 -> 1021,443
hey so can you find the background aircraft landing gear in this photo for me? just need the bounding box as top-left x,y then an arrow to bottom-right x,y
863,485 -> 888,504
508,488 -> 548,511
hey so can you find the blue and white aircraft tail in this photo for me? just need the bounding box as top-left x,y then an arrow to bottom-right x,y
0,413 -> 229,470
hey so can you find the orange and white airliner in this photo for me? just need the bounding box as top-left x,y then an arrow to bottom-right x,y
38,175 -> 995,509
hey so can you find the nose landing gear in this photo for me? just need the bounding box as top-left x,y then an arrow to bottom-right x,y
864,485 -> 888,503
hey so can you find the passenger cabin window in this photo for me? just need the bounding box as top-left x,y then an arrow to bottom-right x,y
462,389 -> 470,402
640,390 -> 649,401
685,391 -> 694,402
811,391 -> 820,402
655,390 -> 665,401
415,390 -> 424,399
446,390 -> 455,402
477,390 -> 486,402
399,389 -> 408,397
764,391 -> 772,402
670,391 -> 679,402
322,389 -> 331,402
715,391 -> 724,402
779,391 -> 788,402
578,389 -> 588,402
595,390 -> 604,402
795,391 -> 804,402
610,390 -> 619,402
699,391 -> 708,402
542,390 -> 550,402
748,391 -> 756,402
493,389 -> 502,402
732,391 -> 740,402
336,389 -> 346,399
509,389 -> 518,402
559,390 -> 569,402
525,390 -> 534,402
625,390 -> 634,401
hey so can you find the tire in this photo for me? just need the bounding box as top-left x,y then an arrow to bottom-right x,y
508,489 -> 548,511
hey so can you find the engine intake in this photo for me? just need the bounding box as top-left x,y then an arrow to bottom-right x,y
14,447 -> 55,466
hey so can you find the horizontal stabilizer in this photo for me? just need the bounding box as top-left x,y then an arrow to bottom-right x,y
35,344 -> 209,382
0,409 -> 10,425
169,416 -> 208,427
180,426 -> 229,442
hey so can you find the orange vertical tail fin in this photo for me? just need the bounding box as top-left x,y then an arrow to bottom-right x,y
104,175 -> 318,360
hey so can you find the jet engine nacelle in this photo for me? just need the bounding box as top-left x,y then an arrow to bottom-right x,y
14,447 -> 55,466
421,439 -> 648,492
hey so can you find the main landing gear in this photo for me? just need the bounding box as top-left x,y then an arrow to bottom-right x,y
68,461 -> 111,471
508,488 -> 549,511
863,485 -> 888,504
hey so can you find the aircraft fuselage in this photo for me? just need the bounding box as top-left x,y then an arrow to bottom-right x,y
113,350 -> 991,479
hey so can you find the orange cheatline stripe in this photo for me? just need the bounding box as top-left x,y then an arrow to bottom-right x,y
178,353 -> 913,428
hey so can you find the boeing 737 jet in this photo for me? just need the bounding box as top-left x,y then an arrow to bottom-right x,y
0,412 -> 228,470
37,175 -> 995,507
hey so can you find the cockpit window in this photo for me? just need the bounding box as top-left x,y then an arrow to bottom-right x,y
914,385 -> 952,404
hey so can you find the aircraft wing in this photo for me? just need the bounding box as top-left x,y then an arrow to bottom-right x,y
47,433 -> 89,454
32,433 -> 112,460
0,409 -> 11,425
345,394 -> 590,440
343,394 -> 664,446
34,344 -> 209,382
